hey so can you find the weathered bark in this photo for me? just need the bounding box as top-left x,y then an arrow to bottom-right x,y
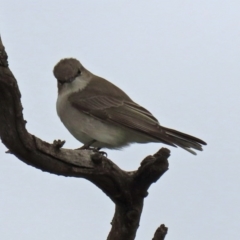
0,36 -> 169,240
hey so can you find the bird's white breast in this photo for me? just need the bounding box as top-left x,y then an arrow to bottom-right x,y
56,76 -> 154,149
56,77 -> 129,148
56,76 -> 93,143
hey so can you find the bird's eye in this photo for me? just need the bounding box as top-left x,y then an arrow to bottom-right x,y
77,69 -> 81,76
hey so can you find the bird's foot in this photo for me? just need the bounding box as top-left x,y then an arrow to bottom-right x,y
93,147 -> 107,157
76,146 -> 107,157
76,141 -> 107,157
77,140 -> 97,150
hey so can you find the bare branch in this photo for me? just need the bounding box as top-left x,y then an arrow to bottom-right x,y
152,224 -> 168,240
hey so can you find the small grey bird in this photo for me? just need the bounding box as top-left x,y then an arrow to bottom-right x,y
54,58 -> 206,155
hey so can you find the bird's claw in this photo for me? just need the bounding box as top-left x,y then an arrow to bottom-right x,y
93,148 -> 107,157
76,145 -> 107,157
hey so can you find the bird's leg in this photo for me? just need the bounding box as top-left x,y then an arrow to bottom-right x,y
77,141 -> 107,157
77,140 -> 96,150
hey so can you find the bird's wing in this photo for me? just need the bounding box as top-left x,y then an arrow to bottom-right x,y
68,93 -> 176,146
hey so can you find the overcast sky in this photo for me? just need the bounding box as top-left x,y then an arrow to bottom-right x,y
1,1 -> 240,239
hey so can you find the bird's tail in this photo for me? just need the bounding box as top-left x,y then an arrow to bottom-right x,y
162,127 -> 207,155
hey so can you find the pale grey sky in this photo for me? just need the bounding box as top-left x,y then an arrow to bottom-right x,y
1,1 -> 240,239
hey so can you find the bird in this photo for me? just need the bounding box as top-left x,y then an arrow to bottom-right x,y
53,58 -> 206,155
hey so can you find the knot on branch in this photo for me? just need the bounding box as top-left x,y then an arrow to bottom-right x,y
53,139 -> 65,149
91,152 -> 104,164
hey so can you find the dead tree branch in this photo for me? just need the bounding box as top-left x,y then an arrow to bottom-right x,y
0,36 -> 169,240
152,224 -> 168,240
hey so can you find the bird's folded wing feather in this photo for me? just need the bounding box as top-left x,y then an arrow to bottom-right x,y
69,94 -> 176,146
